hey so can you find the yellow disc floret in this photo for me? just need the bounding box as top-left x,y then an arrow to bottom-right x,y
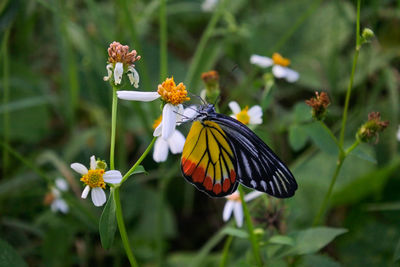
157,77 -> 190,105
153,115 -> 162,130
80,169 -> 106,189
236,106 -> 250,125
272,53 -> 291,67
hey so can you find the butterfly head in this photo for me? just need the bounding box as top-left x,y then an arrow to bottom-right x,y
194,104 -> 216,121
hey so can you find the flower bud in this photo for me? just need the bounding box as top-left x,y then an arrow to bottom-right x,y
96,159 -> 107,170
305,91 -> 330,121
201,70 -> 220,103
361,28 -> 374,42
356,112 -> 389,143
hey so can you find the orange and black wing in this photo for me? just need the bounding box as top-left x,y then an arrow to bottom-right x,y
181,121 -> 238,197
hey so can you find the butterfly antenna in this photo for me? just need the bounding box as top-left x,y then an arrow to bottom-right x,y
188,91 -> 207,105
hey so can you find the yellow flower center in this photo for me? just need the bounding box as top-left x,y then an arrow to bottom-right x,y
157,77 -> 190,105
272,53 -> 291,67
80,169 -> 106,189
153,115 -> 162,130
236,106 -> 250,125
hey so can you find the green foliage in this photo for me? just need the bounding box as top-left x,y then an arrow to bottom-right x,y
0,238 -> 27,267
99,189 -> 117,249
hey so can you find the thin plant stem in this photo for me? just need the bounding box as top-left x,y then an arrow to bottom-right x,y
120,137 -> 157,184
238,186 -> 263,266
318,121 -> 343,153
219,235 -> 233,267
2,28 -> 10,175
159,0 -> 167,81
114,187 -> 139,267
339,0 -> 361,147
313,0 -> 362,226
110,86 -> 118,170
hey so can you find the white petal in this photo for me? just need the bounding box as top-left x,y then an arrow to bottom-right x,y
168,130 -> 185,154
250,54 -> 273,68
200,89 -> 206,100
244,191 -> 263,202
162,104 -> 177,140
117,91 -> 160,102
71,163 -> 88,175
272,65 -> 288,78
153,137 -> 169,162
91,187 -> 107,207
103,64 -> 113,81
233,203 -> 244,227
103,170 -> 123,184
228,101 -> 241,115
223,201 -> 234,222
128,66 -> 140,88
180,105 -> 199,123
114,62 -> 124,84
248,105 -> 263,125
284,68 -> 299,82
55,178 -> 68,191
90,155 -> 96,170
397,126 -> 400,141
81,185 -> 90,199
52,199 -> 69,214
153,122 -> 163,137
175,105 -> 185,126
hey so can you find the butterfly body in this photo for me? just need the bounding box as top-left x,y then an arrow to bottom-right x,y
181,104 -> 297,198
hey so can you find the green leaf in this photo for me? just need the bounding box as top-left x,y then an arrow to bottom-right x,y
286,227 -> 347,255
304,122 -> 338,155
348,143 -> 377,164
99,189 -> 117,249
289,124 -> 308,151
221,227 -> 249,239
268,235 -> 295,246
128,165 -> 148,177
299,254 -> 341,267
293,102 -> 312,123
394,238 -> 400,262
0,238 -> 27,267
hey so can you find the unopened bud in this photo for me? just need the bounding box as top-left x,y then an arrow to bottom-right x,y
201,70 -> 220,103
96,160 -> 107,170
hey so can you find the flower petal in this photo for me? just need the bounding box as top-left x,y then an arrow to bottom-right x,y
103,170 -> 123,184
91,187 -> 107,207
90,155 -> 97,170
272,65 -> 288,78
284,68 -> 299,83
117,91 -> 160,102
81,185 -> 90,199
153,122 -> 162,137
52,199 -> 69,214
175,105 -> 185,126
250,54 -> 273,68
128,66 -> 140,88
179,105 -> 199,124
244,191 -> 263,202
168,130 -> 185,154
397,126 -> 400,141
55,178 -> 69,191
114,62 -> 124,84
103,64 -> 113,81
71,163 -> 88,175
228,101 -> 241,115
223,201 -> 234,222
233,203 -> 244,227
153,137 -> 169,162
162,103 -> 177,140
248,105 -> 263,125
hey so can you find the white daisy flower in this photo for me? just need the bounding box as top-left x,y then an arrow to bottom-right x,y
117,77 -> 190,140
228,101 -> 263,125
250,53 -> 299,83
70,155 -> 123,207
46,177 -> 69,214
223,191 -> 263,227
202,0 -> 218,12
103,41 -> 141,87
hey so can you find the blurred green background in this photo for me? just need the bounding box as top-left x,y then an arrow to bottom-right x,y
1,0 -> 400,266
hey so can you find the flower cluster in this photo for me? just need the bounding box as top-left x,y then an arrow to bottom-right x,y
229,101 -> 262,126
305,91 -> 330,120
223,191 -> 263,227
250,53 -> 299,82
356,112 -> 389,143
44,178 -> 69,214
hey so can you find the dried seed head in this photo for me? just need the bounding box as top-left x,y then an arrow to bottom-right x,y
357,112 -> 389,143
305,91 -> 330,120
107,41 -> 141,65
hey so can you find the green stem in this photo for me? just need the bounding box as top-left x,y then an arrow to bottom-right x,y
345,139 -> 360,156
2,28 -> 10,175
339,0 -> 361,146
219,235 -> 233,267
184,0 -> 226,88
318,121 -> 343,153
120,137 -> 157,184
159,0 -> 167,81
110,86 -> 118,170
238,186 -> 263,266
114,187 -> 139,267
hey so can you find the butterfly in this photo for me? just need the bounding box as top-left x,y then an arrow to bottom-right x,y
181,104 -> 298,198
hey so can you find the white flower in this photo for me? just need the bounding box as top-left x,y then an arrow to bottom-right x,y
228,101 -> 262,125
397,125 -> 400,141
223,191 -> 263,227
48,177 -> 69,214
70,155 -> 123,207
250,53 -> 299,83
202,0 -> 218,12
153,130 -> 186,162
117,77 -> 190,140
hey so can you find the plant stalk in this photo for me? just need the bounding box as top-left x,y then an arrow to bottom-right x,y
110,86 -> 118,170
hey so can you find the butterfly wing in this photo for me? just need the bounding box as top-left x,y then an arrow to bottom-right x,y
209,113 -> 297,198
181,121 -> 238,197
